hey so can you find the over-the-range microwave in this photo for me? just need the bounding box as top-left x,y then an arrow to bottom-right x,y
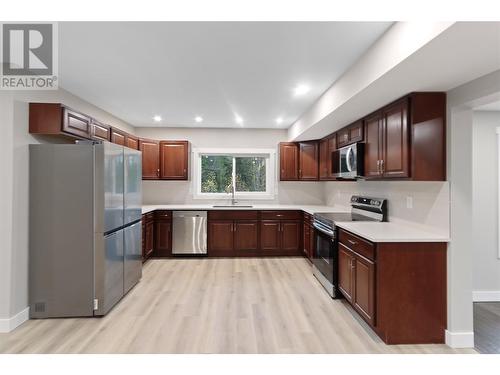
332,142 -> 364,179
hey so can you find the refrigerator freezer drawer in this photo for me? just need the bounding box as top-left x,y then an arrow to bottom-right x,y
94,230 -> 125,316
124,221 -> 142,293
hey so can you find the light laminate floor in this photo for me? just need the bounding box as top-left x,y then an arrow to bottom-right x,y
474,302 -> 500,354
0,258 -> 477,354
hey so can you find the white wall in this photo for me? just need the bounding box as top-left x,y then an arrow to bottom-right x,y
445,69 -> 500,348
136,127 -> 325,205
0,89 -> 135,329
472,111 -> 500,298
324,181 -> 450,234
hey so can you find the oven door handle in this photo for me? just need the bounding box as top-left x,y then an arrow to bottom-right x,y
313,222 -> 335,237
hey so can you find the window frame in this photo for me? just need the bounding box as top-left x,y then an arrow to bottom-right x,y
193,148 -> 276,200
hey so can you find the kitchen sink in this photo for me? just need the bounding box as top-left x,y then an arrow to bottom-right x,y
212,205 -> 254,208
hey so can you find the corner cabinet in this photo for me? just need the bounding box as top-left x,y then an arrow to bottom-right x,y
337,228 -> 447,345
279,141 -> 319,181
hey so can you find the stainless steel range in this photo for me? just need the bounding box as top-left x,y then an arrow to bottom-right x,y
312,196 -> 387,298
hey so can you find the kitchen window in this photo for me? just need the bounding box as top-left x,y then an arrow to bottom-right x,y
193,148 -> 276,199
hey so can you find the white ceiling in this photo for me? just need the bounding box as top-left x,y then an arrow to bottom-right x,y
59,22 -> 392,128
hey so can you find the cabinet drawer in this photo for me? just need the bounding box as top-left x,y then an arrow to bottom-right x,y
154,210 -> 172,220
339,229 -> 375,261
260,210 -> 302,220
208,210 -> 258,220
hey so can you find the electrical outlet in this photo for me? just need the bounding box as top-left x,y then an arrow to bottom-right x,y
406,196 -> 413,209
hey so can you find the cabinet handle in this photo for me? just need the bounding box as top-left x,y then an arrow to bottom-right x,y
347,239 -> 357,246
157,168 -> 160,177
276,214 -> 283,217
377,160 -> 381,174
351,259 -> 355,269
381,159 -> 385,174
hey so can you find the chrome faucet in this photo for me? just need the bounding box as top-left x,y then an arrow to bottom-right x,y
225,180 -> 237,205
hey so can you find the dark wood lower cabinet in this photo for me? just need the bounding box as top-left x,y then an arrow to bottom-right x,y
234,221 -> 259,256
260,221 -> 281,254
338,228 -> 446,345
338,244 -> 354,303
208,221 -> 234,256
142,213 -> 154,262
154,219 -> 172,257
353,253 -> 375,326
281,221 -> 302,255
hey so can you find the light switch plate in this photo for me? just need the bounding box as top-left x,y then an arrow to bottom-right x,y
406,196 -> 413,209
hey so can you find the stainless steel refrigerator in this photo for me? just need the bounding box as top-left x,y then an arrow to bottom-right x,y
29,141 -> 142,318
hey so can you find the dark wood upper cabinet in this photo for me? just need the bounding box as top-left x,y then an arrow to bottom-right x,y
91,120 -> 110,142
298,141 -> 319,180
319,138 -> 329,179
139,139 -> 160,179
126,135 -> 139,150
279,142 -> 299,181
319,135 -> 337,180
337,121 -> 363,148
110,128 -> 127,146
364,112 -> 383,178
382,99 -> 410,178
159,141 -> 189,180
62,107 -> 92,139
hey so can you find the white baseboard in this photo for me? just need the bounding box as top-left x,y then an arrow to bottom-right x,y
473,290 -> 500,302
0,307 -> 29,333
445,330 -> 475,348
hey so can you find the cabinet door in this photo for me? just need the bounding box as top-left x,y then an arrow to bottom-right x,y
349,121 -> 364,143
139,139 -> 160,179
382,99 -> 409,178
260,220 -> 281,254
145,220 -> 154,259
319,138 -> 330,179
126,135 -> 139,150
338,244 -> 354,303
328,135 -> 337,178
160,141 -> 189,180
364,112 -> 383,178
281,220 -> 301,255
234,221 -> 259,255
308,224 -> 315,259
303,221 -> 311,257
208,221 -> 234,256
337,129 -> 349,148
279,143 -> 299,181
91,120 -> 110,141
62,107 -> 91,138
299,142 -> 319,180
111,128 -> 127,146
154,220 -> 171,257
353,254 -> 376,326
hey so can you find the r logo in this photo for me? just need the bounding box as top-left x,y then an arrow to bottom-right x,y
2,23 -> 53,76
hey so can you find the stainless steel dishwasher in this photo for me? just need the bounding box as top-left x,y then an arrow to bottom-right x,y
172,211 -> 207,255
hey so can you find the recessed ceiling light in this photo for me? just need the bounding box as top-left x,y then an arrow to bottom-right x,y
235,116 -> 244,125
153,115 -> 162,122
276,117 -> 283,125
293,84 -> 310,96
195,116 -> 203,123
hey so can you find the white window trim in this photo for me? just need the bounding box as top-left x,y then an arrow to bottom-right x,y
192,148 -> 277,200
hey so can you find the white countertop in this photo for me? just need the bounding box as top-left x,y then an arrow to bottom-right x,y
142,204 -> 345,215
141,204 -> 449,243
